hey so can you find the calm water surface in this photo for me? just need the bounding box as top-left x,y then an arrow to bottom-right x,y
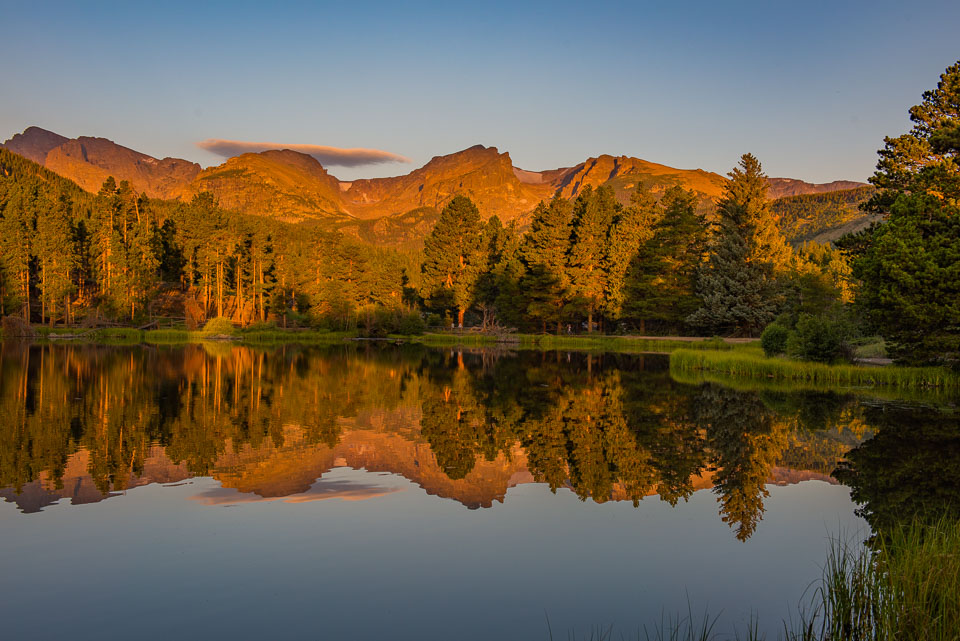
1,343 -> 956,640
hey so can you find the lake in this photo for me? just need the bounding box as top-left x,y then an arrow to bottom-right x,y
0,343 -> 955,640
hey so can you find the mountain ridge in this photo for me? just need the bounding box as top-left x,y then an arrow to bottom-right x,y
2,126 -> 868,231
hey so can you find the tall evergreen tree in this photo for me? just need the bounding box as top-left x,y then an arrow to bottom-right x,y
0,185 -> 34,319
687,154 -> 791,335
35,194 -> 78,324
475,216 -> 525,329
602,185 -> 659,325
520,196 -> 572,333
420,195 -> 484,327
847,60 -> 960,367
568,186 -> 619,332
865,60 -> 960,211
622,186 -> 706,334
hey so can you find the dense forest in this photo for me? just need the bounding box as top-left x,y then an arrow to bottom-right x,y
0,147 -> 417,329
0,146 -> 849,337
770,185 -> 876,245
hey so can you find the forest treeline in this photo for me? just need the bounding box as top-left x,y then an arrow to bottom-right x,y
0,343 -> 880,540
770,185 -> 875,243
419,154 -> 851,337
0,147 -> 416,329
0,146 -> 851,338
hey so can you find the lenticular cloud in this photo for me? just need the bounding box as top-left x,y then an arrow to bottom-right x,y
196,138 -> 410,167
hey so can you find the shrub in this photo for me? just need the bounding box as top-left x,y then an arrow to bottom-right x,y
200,316 -> 237,335
761,323 -> 790,356
396,311 -> 426,335
357,307 -> 427,337
282,310 -> 310,328
1,316 -> 34,339
786,313 -> 849,363
243,320 -> 277,332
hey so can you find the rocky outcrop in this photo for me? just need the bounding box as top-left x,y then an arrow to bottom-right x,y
43,136 -> 201,198
180,149 -> 346,222
1,126 -> 69,164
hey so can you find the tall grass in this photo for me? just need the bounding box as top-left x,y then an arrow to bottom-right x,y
670,366 -> 956,405
670,349 -> 960,391
240,329 -> 356,344
20,325 -> 763,354
143,329 -> 191,344
792,518 -> 960,641
545,600 -> 722,641
547,519 -> 960,640
414,332 -> 501,347
516,334 -> 756,354
85,328 -> 143,344
142,327 -> 358,345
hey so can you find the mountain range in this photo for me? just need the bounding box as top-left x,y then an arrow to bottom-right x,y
2,126 -> 869,239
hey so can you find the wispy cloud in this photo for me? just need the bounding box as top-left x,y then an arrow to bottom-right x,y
196,138 -> 411,167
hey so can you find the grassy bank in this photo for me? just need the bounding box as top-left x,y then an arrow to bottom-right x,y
670,348 -> 960,391
20,326 -> 760,354
670,366 -> 957,405
514,334 -> 755,353
25,326 -> 360,345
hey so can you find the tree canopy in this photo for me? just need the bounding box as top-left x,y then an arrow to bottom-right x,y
847,59 -> 960,367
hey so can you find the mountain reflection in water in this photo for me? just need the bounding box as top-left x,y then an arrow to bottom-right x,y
0,342 -> 929,541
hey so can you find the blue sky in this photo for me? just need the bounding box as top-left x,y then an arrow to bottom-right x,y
1,0 -> 958,181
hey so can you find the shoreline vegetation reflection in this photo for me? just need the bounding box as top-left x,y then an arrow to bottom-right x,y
1,343 -> 954,542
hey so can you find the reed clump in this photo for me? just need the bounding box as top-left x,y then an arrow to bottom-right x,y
793,517 -> 960,641
553,518 -> 960,640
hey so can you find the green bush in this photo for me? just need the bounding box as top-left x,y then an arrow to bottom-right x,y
243,320 -> 278,332
761,323 -> 790,356
396,311 -> 426,335
786,314 -> 849,363
200,316 -> 237,335
357,307 -> 425,337
361,308 -> 391,338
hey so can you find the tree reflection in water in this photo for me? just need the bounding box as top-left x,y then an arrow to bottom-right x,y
0,342 -> 906,540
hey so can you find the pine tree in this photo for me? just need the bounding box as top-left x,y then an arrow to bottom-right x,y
623,186 -> 706,334
687,154 -> 791,335
520,196 -> 572,333
36,194 -> 78,325
602,185 -> 659,325
865,59 -> 960,210
0,185 -> 34,319
475,216 -> 525,329
848,60 -> 960,367
420,195 -> 484,327
126,202 -> 161,320
568,186 -> 619,332
853,195 -> 960,365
